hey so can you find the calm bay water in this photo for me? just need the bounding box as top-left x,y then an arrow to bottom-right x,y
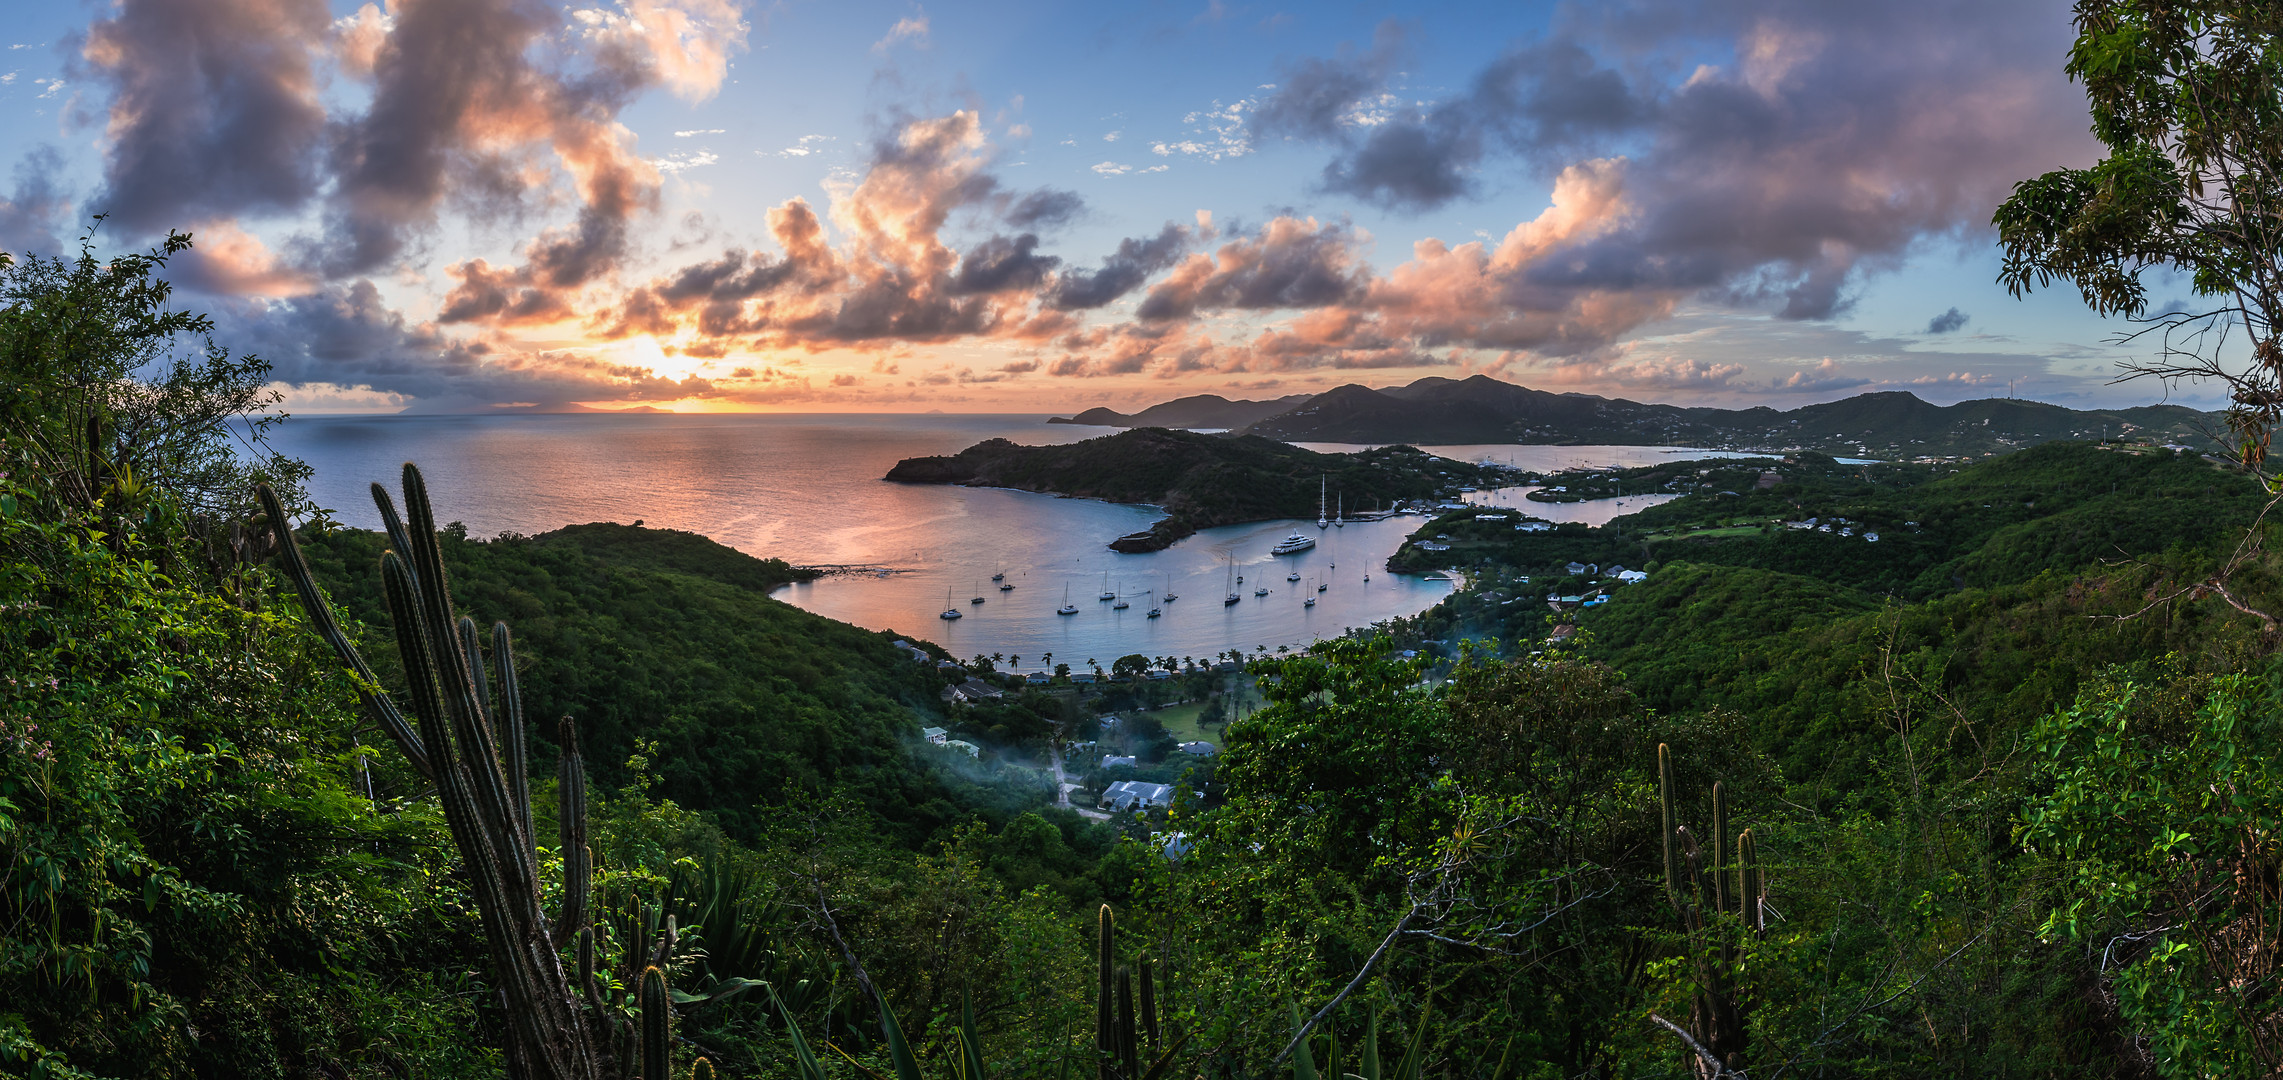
266,413 -> 1751,664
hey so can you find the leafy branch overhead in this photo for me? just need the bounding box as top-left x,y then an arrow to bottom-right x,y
1996,1 -> 2283,469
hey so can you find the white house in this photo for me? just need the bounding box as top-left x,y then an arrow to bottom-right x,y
1616,570 -> 1648,584
1177,741 -> 1218,756
1100,780 -> 1175,812
920,726 -> 949,746
1100,754 -> 1138,769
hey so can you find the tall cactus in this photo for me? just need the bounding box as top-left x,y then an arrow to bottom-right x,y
1090,906 -> 1187,1080
1653,743 -> 1766,1079
641,967 -> 672,1080
258,467 -> 680,1080
1097,905 -> 1117,1080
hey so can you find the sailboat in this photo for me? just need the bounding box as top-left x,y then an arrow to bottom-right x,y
1304,577 -> 1317,607
1057,583 -> 1078,616
1317,475 -> 1329,530
939,586 -> 963,620
1146,591 -> 1161,618
1224,555 -> 1240,605
971,580 -> 986,604
1334,493 -> 1344,528
1287,570 -> 1301,582
991,571 -> 1005,581
1098,572 -> 1115,602
1112,582 -> 1130,610
1161,573 -> 1177,603
999,580 -> 1015,591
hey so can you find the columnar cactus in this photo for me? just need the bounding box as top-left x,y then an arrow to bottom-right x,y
259,467 -> 682,1080
1654,743 -> 1766,1078
641,966 -> 672,1080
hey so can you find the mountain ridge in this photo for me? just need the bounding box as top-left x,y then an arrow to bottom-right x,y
1078,375 -> 2218,457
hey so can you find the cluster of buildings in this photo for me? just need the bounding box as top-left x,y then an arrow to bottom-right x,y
1782,517 -> 1880,542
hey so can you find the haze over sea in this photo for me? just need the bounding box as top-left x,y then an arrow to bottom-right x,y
269,413 -> 1738,665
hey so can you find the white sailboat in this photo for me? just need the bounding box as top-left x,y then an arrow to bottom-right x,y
1224,554 -> 1239,605
1057,583 -> 1078,615
1334,492 -> 1344,527
1146,591 -> 1161,618
1112,582 -> 1130,610
1304,577 -> 1317,607
1161,573 -> 1177,603
939,586 -> 963,620
1316,475 -> 1329,529
1097,571 -> 1115,602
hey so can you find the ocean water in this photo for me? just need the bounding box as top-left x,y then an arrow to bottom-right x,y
266,412 -> 1743,664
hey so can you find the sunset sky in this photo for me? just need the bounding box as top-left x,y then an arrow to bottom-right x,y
0,0 -> 2203,414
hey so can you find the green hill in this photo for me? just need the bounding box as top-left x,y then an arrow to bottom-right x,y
886,427 -> 1504,549
1135,373 -> 2228,456
287,521 -> 1037,844
1393,443 -> 2262,597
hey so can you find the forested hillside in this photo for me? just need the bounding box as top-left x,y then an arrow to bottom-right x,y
288,519 -> 1048,843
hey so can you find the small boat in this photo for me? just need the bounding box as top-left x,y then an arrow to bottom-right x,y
1317,475 -> 1329,530
1287,571 -> 1301,582
1254,587 -> 1269,597
1057,583 -> 1078,616
1112,584 -> 1130,610
991,572 -> 1005,581
1147,607 -> 1162,618
1363,573 -> 1370,582
1317,581 -> 1328,592
1334,493 -> 1344,528
939,587 -> 963,620
1161,574 -> 1176,603
1224,554 -> 1240,604
999,582 -> 1015,591
1098,572 -> 1115,602
1304,595 -> 1316,607
971,579 -> 986,604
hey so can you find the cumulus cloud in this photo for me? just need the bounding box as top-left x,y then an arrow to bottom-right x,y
1047,223 -> 1192,310
0,147 -> 70,256
1926,306 -> 1969,334
1776,358 -> 1872,392
1245,0 -> 2093,326
873,14 -> 929,54
80,0 -> 330,232
76,0 -> 2105,407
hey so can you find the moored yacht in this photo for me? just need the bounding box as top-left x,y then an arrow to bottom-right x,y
1272,532 -> 1316,555
1057,583 -> 1078,615
940,587 -> 963,620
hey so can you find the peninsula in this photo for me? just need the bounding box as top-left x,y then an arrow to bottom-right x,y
884,427 -> 1506,551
